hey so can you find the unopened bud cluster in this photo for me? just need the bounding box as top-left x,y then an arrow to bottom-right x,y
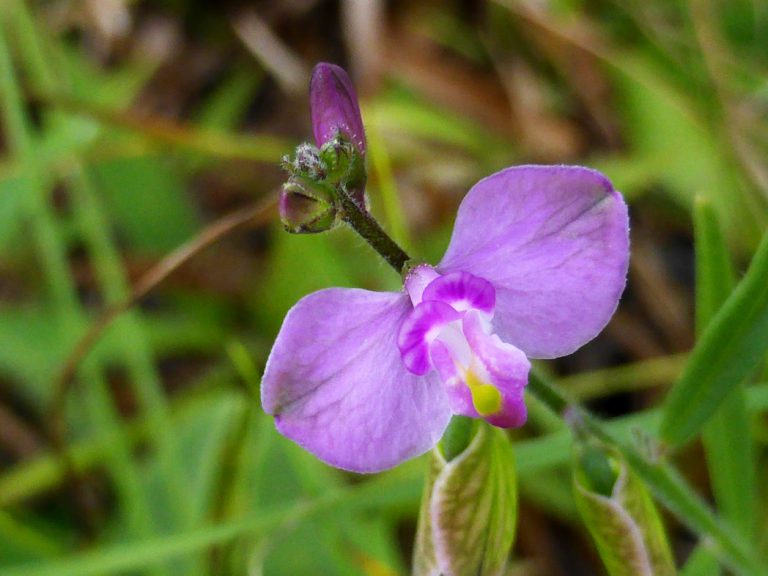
279,63 -> 368,234
279,133 -> 366,233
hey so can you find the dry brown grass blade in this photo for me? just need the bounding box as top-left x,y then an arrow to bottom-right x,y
47,193 -> 278,445
232,10 -> 309,96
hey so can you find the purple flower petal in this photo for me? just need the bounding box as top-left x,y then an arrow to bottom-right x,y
262,288 -> 451,473
438,165 -> 629,359
429,338 -> 478,417
310,63 -> 366,154
463,311 -> 529,428
398,301 -> 461,375
404,264 -> 440,306
422,271 -> 495,315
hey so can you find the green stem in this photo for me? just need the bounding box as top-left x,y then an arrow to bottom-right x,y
337,189 -> 411,273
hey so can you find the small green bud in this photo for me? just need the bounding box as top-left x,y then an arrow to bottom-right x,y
573,443 -> 676,576
439,415 -> 476,461
579,444 -> 619,497
279,178 -> 337,234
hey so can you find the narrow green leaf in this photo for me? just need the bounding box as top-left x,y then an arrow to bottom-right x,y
9,0 -> 200,540
367,114 -> 412,250
574,445 -> 676,576
695,197 -> 757,543
660,224 -> 768,446
680,545 -> 722,576
694,197 -> 737,329
414,425 -> 517,576
0,511 -> 66,563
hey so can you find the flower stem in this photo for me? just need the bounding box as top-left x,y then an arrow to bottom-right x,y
337,189 -> 411,273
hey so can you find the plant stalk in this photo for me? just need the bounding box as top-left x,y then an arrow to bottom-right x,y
337,189 -> 411,273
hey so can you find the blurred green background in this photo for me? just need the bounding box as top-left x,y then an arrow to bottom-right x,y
0,0 -> 766,574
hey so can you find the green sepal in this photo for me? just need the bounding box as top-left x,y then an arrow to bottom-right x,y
414,424 -> 517,576
319,133 -> 367,205
279,133 -> 368,235
574,443 -> 676,576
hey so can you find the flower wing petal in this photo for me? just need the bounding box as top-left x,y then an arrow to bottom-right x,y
262,288 -> 451,473
438,165 -> 629,359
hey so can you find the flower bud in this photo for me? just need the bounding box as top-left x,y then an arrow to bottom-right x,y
310,63 -> 367,207
279,178 -> 337,234
414,424 -> 517,576
310,63 -> 366,156
573,442 -> 675,576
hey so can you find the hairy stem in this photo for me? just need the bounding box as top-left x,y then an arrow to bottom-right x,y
337,189 -> 411,273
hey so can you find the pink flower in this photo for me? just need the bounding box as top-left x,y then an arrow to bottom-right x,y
262,165 -> 629,473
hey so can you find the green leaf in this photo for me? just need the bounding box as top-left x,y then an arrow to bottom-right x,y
694,197 -> 737,331
0,511 -> 66,564
680,545 -> 722,576
660,224 -> 768,446
695,197 -> 757,543
414,425 -> 517,576
574,445 -> 676,576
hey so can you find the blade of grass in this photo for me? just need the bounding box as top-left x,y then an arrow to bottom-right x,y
680,544 -> 722,576
659,222 -> 768,447
0,11 -> 161,560
38,91 -> 290,162
0,195 -> 275,510
695,196 -> 757,543
3,379 -> 768,512
0,386 -> 241,508
207,341 -> 261,574
0,511 -> 67,560
561,353 -> 688,400
68,165 -> 197,527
